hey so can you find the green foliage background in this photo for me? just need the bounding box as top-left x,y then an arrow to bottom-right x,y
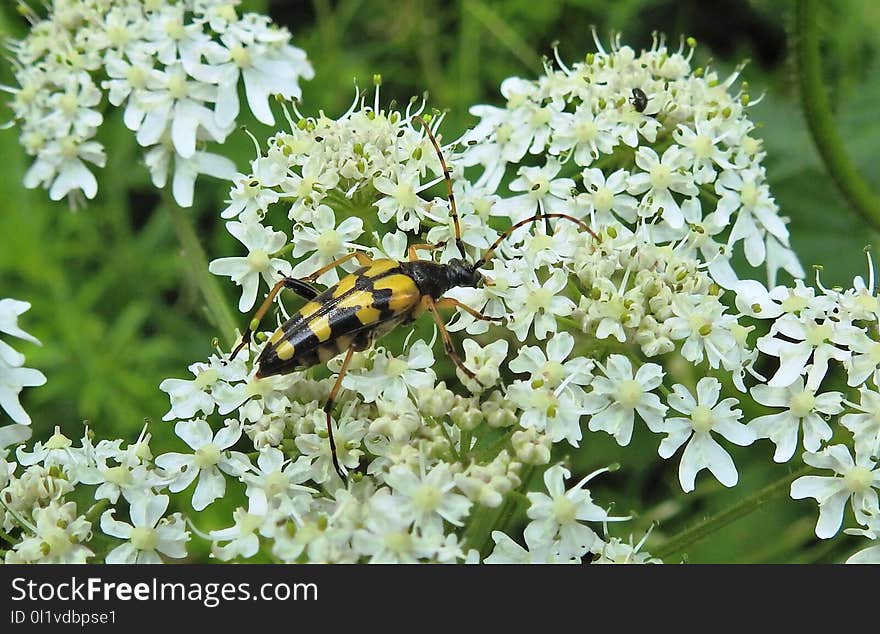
1,0 -> 879,562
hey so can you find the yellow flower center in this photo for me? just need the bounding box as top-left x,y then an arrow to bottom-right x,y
552,496 -> 577,524
805,322 -> 833,347
130,526 -> 159,552
246,249 -> 270,272
195,368 -> 219,388
105,465 -> 132,486
617,380 -> 644,409
843,466 -> 874,493
649,164 -> 671,189
412,484 -> 442,513
316,230 -> 341,256
690,405 -> 715,433
194,443 -> 221,469
231,44 -> 252,68
592,187 -> 614,213
788,390 -> 816,419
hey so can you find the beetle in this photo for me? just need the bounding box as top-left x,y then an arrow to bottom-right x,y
630,87 -> 648,113
230,116 -> 596,479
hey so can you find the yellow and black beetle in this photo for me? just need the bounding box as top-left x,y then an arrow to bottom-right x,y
230,116 -> 596,478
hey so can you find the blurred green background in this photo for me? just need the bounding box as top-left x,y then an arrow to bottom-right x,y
1,0 -> 879,562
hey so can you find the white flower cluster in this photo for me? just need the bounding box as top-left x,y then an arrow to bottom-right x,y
152,344 -> 638,562
7,32 -> 879,564
208,84 -> 488,309
1,425 -> 189,563
460,32 -> 804,288
729,265 -> 880,562
4,0 -> 313,206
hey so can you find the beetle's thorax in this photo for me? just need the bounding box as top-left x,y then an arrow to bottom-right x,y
399,259 -> 481,298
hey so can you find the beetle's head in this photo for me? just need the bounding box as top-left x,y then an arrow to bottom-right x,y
446,258 -> 484,289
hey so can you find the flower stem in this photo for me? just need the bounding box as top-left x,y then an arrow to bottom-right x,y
653,465 -> 814,561
164,194 -> 239,347
0,528 -> 16,546
794,0 -> 880,229
85,499 -> 110,523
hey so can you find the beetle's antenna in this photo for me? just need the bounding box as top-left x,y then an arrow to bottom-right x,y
474,213 -> 598,269
412,115 -> 465,258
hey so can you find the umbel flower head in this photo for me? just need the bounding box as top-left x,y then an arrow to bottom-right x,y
8,32 -> 880,563
460,30 -> 803,288
3,0 -> 313,206
157,33 -> 801,563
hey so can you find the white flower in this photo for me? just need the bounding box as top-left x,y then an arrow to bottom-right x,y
790,445 -> 880,538
508,331 -> 593,393
666,295 -> 739,369
0,299 -> 42,348
492,161 -> 574,222
209,506 -> 267,561
524,464 -> 628,558
672,118 -> 735,183
290,205 -> 364,285
507,269 -> 575,341
845,524 -> 880,563
209,221 -> 292,312
0,424 -> 31,487
242,448 -> 314,516
583,355 -> 667,446
591,533 -> 662,564
841,387 -> 880,460
5,501 -> 92,564
351,490 -> 432,563
143,141 -> 237,208
343,341 -> 437,403
155,419 -> 252,511
748,377 -> 844,463
549,105 -> 619,167
383,462 -> 472,530
508,381 -> 585,446
756,314 -> 849,389
373,167 -> 439,233
101,494 -> 189,563
295,413 -> 366,483
15,425 -> 80,470
210,14 -> 314,126
458,339 -> 508,393
661,378 -> 755,492
0,357 -> 47,427
443,259 -> 519,335
7,1 -> 312,205
627,146 -> 698,228
577,168 -> 638,225
484,530 -> 580,564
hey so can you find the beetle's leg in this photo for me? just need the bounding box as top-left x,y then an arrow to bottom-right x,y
407,242 -> 445,262
434,296 -> 504,323
229,276 -> 322,361
412,115 -> 465,258
422,295 -> 478,381
303,251 -> 373,282
324,344 -> 356,480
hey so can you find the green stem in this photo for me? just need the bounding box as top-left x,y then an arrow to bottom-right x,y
164,194 -> 238,347
0,528 -> 16,546
654,465 -> 814,560
85,499 -> 110,523
795,0 -> 880,229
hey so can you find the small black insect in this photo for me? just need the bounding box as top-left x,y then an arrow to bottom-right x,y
630,87 -> 648,113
